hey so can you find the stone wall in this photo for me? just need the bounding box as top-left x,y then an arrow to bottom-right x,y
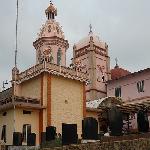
7,146 -> 39,150
42,138 -> 150,150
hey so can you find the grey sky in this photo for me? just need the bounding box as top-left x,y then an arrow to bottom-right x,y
0,0 -> 150,90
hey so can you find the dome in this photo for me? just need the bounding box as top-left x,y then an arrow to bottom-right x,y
75,32 -> 106,50
111,65 -> 131,80
37,20 -> 65,39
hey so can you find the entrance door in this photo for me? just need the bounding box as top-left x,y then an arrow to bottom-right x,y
22,124 -> 31,143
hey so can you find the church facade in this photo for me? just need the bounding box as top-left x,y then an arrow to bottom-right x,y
0,1 -> 149,146
0,2 -> 88,145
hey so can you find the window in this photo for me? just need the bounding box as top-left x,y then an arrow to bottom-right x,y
102,75 -> 105,82
22,124 -> 31,142
115,86 -> 121,97
57,48 -> 62,65
48,25 -> 51,32
2,112 -> 7,116
137,80 -> 144,93
23,110 -> 31,115
1,125 -> 6,143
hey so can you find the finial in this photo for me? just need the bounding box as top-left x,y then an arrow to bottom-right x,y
50,0 -> 53,4
89,24 -> 92,34
45,0 -> 57,20
115,58 -> 119,68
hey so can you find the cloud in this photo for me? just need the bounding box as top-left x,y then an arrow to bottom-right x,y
0,0 -> 150,90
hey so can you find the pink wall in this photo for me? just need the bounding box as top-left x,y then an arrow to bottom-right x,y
107,70 -> 150,102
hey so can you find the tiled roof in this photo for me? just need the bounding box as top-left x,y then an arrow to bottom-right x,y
109,67 -> 150,82
111,66 -> 131,80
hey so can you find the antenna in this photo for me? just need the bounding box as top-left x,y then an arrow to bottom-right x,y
15,0 -> 19,68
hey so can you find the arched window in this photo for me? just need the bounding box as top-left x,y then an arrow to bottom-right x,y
57,48 -> 62,65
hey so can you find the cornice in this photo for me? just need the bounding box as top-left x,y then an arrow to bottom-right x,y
16,62 -> 89,84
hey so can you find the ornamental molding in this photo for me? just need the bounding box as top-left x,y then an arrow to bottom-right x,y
16,62 -> 89,84
33,36 -> 69,49
74,44 -> 108,58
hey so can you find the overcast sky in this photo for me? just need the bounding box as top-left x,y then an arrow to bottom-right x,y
0,0 -> 150,90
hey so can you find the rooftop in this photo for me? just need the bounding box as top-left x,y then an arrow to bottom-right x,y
75,32 -> 107,50
111,65 -> 131,80
109,67 -> 150,83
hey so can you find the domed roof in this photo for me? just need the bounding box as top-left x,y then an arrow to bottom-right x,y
111,65 -> 131,80
37,20 -> 65,39
75,32 -> 106,50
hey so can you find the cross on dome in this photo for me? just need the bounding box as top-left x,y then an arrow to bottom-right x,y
89,24 -> 93,34
115,58 -> 119,68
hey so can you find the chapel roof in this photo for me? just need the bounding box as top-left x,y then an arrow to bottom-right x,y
75,32 -> 107,50
111,65 -> 131,80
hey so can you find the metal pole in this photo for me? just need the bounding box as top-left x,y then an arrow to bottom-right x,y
15,0 -> 19,68
13,0 -> 19,133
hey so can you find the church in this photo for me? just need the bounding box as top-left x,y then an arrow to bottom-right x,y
0,2 -> 88,145
0,1 -> 150,146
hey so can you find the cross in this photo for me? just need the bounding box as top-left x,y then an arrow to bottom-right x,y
115,58 -> 118,67
89,24 -> 92,33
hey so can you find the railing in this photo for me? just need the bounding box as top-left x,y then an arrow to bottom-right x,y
14,96 -> 40,105
0,95 -> 41,109
0,97 -> 12,105
0,88 -> 12,101
17,62 -> 89,83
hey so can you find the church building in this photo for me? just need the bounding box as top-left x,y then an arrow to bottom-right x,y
72,28 -> 111,101
0,2 -> 88,145
1,1 -> 149,146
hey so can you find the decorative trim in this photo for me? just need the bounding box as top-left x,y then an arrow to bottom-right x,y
16,62 -> 89,84
41,73 -> 44,105
33,36 -> 69,50
86,88 -> 107,94
125,96 -> 150,103
39,109 -> 43,144
47,73 -> 51,126
83,83 -> 86,118
86,107 -> 102,112
39,73 -> 44,144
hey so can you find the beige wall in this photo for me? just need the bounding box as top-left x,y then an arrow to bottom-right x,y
0,109 -> 15,145
18,76 -> 41,99
15,108 -> 40,145
0,108 -> 40,145
51,75 -> 84,137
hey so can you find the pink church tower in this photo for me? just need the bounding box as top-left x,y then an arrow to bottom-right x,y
33,1 -> 69,66
73,27 -> 111,101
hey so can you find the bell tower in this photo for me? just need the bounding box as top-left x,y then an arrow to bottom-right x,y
33,1 -> 69,66
73,27 -> 111,101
